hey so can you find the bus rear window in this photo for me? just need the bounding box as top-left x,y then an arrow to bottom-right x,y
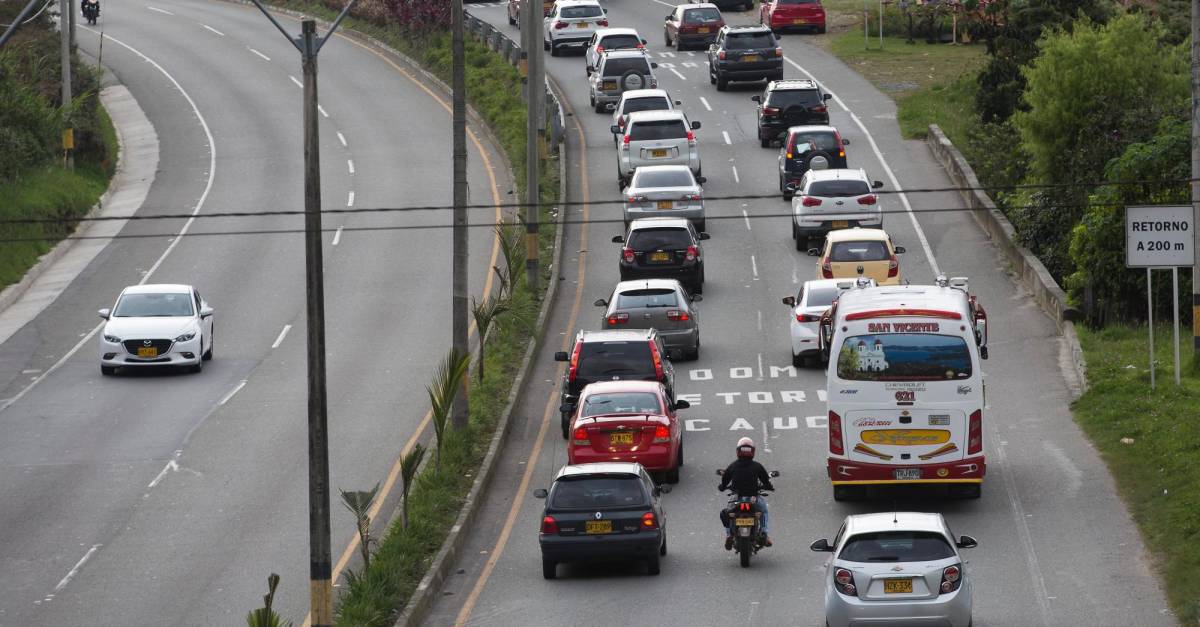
836,333 -> 971,381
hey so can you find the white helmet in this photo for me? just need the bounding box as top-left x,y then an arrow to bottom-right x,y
736,437 -> 755,459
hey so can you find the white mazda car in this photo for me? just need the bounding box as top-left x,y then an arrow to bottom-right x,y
98,284 -> 214,375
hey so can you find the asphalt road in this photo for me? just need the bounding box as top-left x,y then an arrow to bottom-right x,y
0,1 -> 509,624
422,2 -> 1177,626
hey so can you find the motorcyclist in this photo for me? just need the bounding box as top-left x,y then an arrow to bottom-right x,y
81,0 -> 99,22
718,436 -> 774,550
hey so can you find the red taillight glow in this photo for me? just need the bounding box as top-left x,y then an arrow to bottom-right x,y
828,410 -> 844,454
541,515 -> 559,534
812,105 -> 827,113
834,567 -> 856,596
683,193 -> 701,201
573,427 -> 590,444
796,312 -> 820,323
857,194 -> 877,205
666,309 -> 689,322
718,50 -> 726,60
685,245 -> 698,262
763,106 -> 780,115
686,131 -> 695,143
598,18 -> 608,26
607,312 -> 630,325
595,44 -> 604,53
553,20 -> 567,29
940,564 -> 963,593
774,46 -> 783,57
968,410 -> 983,455
801,196 -> 822,207
635,42 -> 645,49
622,247 -> 635,263
821,260 -> 833,278
649,340 -> 664,380
641,511 -> 658,529
567,341 -> 582,382
623,134 -> 630,146
653,424 -> 670,442
887,254 -> 899,278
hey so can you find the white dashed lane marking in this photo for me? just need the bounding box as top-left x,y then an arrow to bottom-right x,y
289,75 -> 303,88
337,132 -> 347,147
146,6 -> 173,14
332,226 -> 344,246
722,130 -> 732,145
699,96 -> 712,111
201,24 -> 224,36
248,47 -> 271,61
669,68 -> 686,80
271,324 -> 292,349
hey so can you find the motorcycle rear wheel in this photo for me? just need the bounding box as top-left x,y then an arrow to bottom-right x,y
738,536 -> 752,568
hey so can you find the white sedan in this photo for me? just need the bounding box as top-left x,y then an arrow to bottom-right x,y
781,278 -> 872,367
98,284 -> 214,375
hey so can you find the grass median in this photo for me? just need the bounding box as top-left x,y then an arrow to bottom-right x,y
1074,324 -> 1200,622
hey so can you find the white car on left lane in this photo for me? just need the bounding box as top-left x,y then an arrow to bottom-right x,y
98,284 -> 214,375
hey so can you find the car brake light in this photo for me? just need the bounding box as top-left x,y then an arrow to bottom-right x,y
607,312 -> 630,325
763,106 -> 780,115
683,193 -> 701,201
833,567 -> 856,596
649,340 -> 664,380
623,134 -> 630,146
598,18 -> 608,26
541,515 -> 559,534
812,104 -> 827,113
828,410 -> 843,454
652,424 -> 670,442
801,196 -> 822,207
857,194 -> 877,205
796,312 -> 820,323
636,42 -> 644,49
686,131 -> 695,143
774,46 -> 783,57
685,245 -> 698,262
718,50 -> 726,60
940,564 -> 963,593
666,309 -> 689,322
573,427 -> 590,444
887,254 -> 899,278
622,247 -> 635,263
968,410 -> 982,455
821,260 -> 833,278
567,341 -> 582,382
835,132 -> 845,158
553,20 -> 567,29
641,511 -> 658,529
595,44 -> 604,53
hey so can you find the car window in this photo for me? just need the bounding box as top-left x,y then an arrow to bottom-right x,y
581,391 -> 663,416
113,292 -> 195,317
838,531 -> 956,562
577,341 -> 653,378
633,168 -> 694,188
628,227 -> 692,251
802,285 -> 840,307
550,476 -> 648,509
602,56 -> 652,77
629,119 -> 687,141
770,89 -> 824,109
789,131 -> 839,153
623,96 -> 671,116
725,32 -> 774,49
829,240 -> 889,262
600,34 -> 641,49
837,333 -> 973,381
560,5 -> 602,18
616,288 -> 679,309
683,7 -> 722,22
809,179 -> 871,197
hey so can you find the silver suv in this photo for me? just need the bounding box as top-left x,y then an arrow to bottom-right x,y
613,110 -> 702,188
589,50 -> 659,113
791,168 -> 884,249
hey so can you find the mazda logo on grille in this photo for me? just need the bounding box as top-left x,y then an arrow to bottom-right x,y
143,340 -> 152,346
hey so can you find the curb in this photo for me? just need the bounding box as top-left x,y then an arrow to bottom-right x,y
394,80 -> 569,627
924,124 -> 1088,397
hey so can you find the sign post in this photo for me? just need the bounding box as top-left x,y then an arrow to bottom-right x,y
1126,205 -> 1196,387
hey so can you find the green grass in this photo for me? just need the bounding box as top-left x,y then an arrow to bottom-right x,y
1073,324 -> 1200,623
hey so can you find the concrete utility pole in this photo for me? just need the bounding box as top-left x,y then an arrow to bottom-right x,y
245,4 -> 355,625
59,0 -> 73,170
1192,0 -> 1200,361
68,0 -> 75,49
451,0 -> 470,429
525,0 -> 542,289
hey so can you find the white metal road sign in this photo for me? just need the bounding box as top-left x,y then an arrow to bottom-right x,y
1126,205 -> 1195,267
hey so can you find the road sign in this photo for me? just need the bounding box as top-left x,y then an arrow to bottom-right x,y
1126,205 -> 1195,268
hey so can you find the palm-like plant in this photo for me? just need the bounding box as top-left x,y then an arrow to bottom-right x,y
246,573 -> 292,627
471,296 -> 510,383
339,483 -> 380,571
427,348 -> 470,472
399,443 -> 426,530
494,220 -> 525,300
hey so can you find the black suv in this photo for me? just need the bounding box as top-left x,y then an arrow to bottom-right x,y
752,79 -> 833,146
553,329 -> 676,439
612,217 -> 709,294
707,25 -> 782,91
777,125 -> 849,199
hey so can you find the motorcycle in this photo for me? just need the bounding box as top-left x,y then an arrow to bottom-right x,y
717,469 -> 780,568
82,0 -> 99,25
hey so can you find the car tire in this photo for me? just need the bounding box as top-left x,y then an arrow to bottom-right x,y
696,218 -> 706,232
792,351 -> 804,368
100,365 -> 116,376
646,553 -> 661,575
716,75 -> 728,91
957,483 -> 982,499
773,71 -> 784,81
794,228 -> 806,251
664,30 -> 672,47
665,462 -> 680,484
544,38 -> 551,51
550,43 -> 560,56
202,329 -> 213,361
818,25 -> 826,34
620,70 -> 647,92
760,134 -> 770,148
675,36 -> 684,52
561,410 -> 572,439
189,362 -> 202,374
594,100 -> 606,114
542,557 -> 558,580
709,68 -> 716,85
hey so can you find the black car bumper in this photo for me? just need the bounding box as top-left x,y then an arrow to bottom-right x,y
714,61 -> 783,81
619,264 -> 701,284
540,531 -> 664,562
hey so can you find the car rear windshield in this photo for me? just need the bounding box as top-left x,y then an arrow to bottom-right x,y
788,131 -> 839,153
600,34 -> 641,49
113,293 -> 194,317
839,531 -> 956,562
633,168 -> 694,188
550,476 -> 647,509
809,179 -> 871,197
829,240 -> 889,262
628,227 -> 691,251
577,340 -> 653,378
561,5 -> 603,18
725,32 -> 774,49
802,285 -> 840,308
629,119 -> 687,140
836,333 -> 973,381
683,8 -> 722,22
581,391 -> 663,416
602,57 -> 652,77
616,288 -> 679,309
770,89 -> 823,109
623,96 -> 670,115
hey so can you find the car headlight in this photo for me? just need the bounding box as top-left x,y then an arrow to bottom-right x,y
175,330 -> 197,342
103,334 -> 121,343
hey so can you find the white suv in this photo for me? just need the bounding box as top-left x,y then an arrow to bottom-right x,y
544,0 -> 608,56
589,50 -> 659,113
611,89 -> 680,146
791,168 -> 883,247
614,110 -> 702,188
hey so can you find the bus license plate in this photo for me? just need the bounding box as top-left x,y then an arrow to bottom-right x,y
610,431 -> 634,445
884,579 -> 913,594
585,520 -> 613,534
735,517 -> 755,526
893,468 -> 921,480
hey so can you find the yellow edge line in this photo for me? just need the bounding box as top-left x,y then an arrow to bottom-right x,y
831,479 -> 984,485
454,83 -> 587,627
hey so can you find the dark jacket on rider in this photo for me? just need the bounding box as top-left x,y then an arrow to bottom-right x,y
719,458 -> 774,497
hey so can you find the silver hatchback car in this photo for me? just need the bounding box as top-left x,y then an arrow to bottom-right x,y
595,278 -> 701,360
621,165 -> 707,231
811,512 -> 977,627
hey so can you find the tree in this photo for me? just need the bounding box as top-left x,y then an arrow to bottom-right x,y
398,443 -> 426,530
339,483 -> 380,571
471,296 -> 509,383
426,348 -> 470,472
246,573 -> 292,627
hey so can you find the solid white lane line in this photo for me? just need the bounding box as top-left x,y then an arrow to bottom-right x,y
248,47 -> 270,61
347,159 -> 355,174
290,75 -> 303,88
54,544 -> 102,593
761,421 -> 772,454
669,67 -> 686,80
147,459 -> 178,489
201,24 -> 224,36
756,352 -> 764,380
219,380 -> 248,406
332,226 -> 344,246
146,6 -> 173,14
347,191 -> 355,207
722,130 -> 732,145
783,56 -> 940,276
750,254 -> 759,279
742,208 -> 751,230
318,104 -> 329,118
271,324 -> 292,349
995,433 -> 1054,624
652,0 -> 673,6
757,309 -> 763,332
699,96 -> 712,111
337,131 -> 347,147
732,165 -> 740,184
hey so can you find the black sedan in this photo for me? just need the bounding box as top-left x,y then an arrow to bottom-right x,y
535,462 -> 669,579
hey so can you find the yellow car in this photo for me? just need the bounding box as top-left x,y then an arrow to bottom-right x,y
808,228 -> 905,286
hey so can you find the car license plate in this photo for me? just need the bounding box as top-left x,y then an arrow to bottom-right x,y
743,54 -> 760,62
792,18 -> 807,24
656,200 -> 672,210
650,251 -> 670,262
832,220 -> 849,228
137,347 -> 158,358
734,517 -> 755,526
585,520 -> 613,534
884,579 -> 913,594
603,81 -> 616,90
893,468 -> 922,480
651,148 -> 668,158
576,22 -> 589,28
698,27 -> 710,33
610,431 -> 634,445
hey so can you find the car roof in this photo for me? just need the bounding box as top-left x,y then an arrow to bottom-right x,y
620,88 -> 670,100
683,2 -> 720,8
625,109 -> 686,123
555,0 -> 600,6
723,24 -> 772,33
803,278 -> 859,291
122,284 -> 192,294
771,79 -> 821,91
806,168 -> 869,183
595,27 -> 640,37
629,216 -> 691,230
614,278 -> 685,292
600,49 -> 650,61
834,283 -> 972,317
581,379 -> 664,394
555,462 -> 646,480
844,512 -> 948,536
787,124 -> 838,134
577,328 -> 655,341
825,227 -> 890,243
633,164 -> 692,174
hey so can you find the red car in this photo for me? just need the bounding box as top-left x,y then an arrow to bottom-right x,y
566,380 -> 688,483
760,0 -> 826,34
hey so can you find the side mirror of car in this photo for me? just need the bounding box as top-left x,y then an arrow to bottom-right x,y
593,298 -> 608,307
200,305 -> 214,318
673,399 -> 691,410
690,120 -> 701,130
666,13 -> 673,19
842,138 -> 851,145
697,232 -> 710,240
807,248 -> 821,257
894,246 -> 906,254
651,62 -> 659,69
956,535 -> 979,549
751,95 -> 761,103
696,175 -> 707,184
642,38 -> 648,44
872,180 -> 883,189
554,351 -> 569,361
586,64 -> 593,72
690,293 -> 703,302
979,345 -> 989,360
98,308 -> 111,319
782,296 -> 796,307
533,488 -> 548,499
809,538 -> 834,552
610,124 -> 621,135
674,100 -> 682,105
769,470 -> 781,477
612,235 -> 625,243
823,93 -> 833,101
